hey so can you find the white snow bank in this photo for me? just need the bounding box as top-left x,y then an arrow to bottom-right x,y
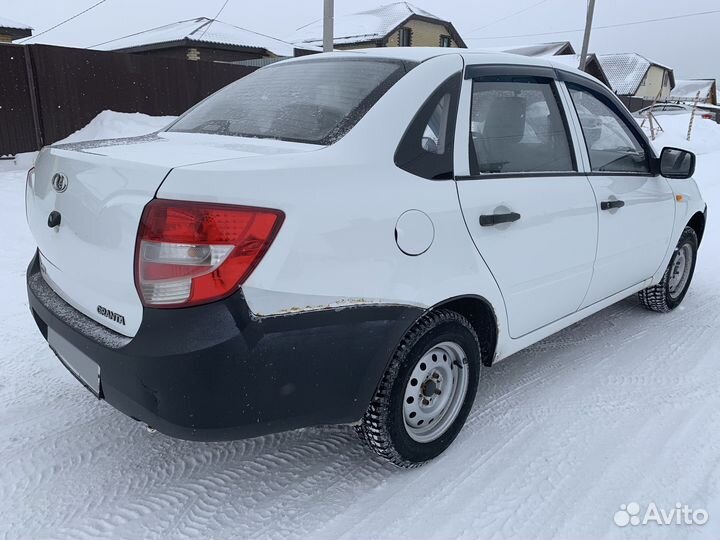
55,110 -> 177,145
645,113 -> 720,155
0,111 -> 177,172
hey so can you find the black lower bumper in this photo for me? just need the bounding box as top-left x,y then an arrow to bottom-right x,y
27,253 -> 422,441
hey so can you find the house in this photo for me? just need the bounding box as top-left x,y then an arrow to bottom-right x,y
488,42 -> 610,88
548,54 -> 611,89
597,53 -> 675,100
667,79 -> 718,105
93,17 -> 295,63
0,16 -> 31,42
292,2 -> 466,50
488,41 -> 576,57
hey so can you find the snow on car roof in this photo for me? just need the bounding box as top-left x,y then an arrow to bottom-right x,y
0,15 -> 32,30
291,2 -> 447,47
597,53 -> 674,96
93,17 -> 295,57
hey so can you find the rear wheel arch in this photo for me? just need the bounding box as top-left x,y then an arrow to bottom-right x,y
687,211 -> 706,245
431,295 -> 498,367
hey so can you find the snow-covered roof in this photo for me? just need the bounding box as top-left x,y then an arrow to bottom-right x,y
94,17 -> 294,57
668,79 -> 716,102
484,42 -> 575,57
291,2 -> 455,47
0,15 -> 32,30
597,53 -> 674,96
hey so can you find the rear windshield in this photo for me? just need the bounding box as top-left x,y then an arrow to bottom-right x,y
167,58 -> 412,145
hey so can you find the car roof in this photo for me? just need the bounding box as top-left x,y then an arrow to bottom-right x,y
283,47 -> 600,85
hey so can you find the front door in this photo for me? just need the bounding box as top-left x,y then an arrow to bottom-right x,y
456,71 -> 598,338
565,83 -> 676,307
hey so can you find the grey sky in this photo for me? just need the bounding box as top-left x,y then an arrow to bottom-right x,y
5,0 -> 719,83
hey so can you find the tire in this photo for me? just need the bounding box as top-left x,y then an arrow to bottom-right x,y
638,226 -> 698,312
357,309 -> 481,468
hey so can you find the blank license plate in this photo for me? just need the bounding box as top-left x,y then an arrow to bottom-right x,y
48,329 -> 100,396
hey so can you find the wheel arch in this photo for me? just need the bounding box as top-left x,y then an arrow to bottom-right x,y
687,210 -> 706,246
432,295 -> 499,367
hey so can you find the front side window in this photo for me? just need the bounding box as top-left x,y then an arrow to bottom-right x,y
469,79 -> 575,175
168,58 -> 410,145
567,84 -> 651,174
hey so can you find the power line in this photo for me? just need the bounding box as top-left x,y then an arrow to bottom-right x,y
468,0 -> 554,33
466,8 -> 720,40
17,0 -> 108,43
197,0 -> 232,40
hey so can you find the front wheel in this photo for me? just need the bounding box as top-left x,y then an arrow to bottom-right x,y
357,309 -> 481,468
638,226 -> 698,312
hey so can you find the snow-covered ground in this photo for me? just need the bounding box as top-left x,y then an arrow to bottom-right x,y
1,113 -> 720,540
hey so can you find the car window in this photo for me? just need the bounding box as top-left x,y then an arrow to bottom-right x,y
422,94 -> 451,155
567,84 -> 651,174
168,58 -> 411,145
469,80 -> 575,175
395,73 -> 461,179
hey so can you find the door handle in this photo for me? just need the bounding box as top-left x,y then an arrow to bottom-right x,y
601,200 -> 625,211
479,212 -> 521,227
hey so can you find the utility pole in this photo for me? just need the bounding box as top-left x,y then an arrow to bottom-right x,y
323,0 -> 334,52
579,0 -> 596,71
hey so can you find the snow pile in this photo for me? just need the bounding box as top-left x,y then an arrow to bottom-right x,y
646,113 -> 720,155
55,110 -> 176,145
0,111 -> 176,172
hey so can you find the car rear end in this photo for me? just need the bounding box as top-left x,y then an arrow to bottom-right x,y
25,54 -> 423,440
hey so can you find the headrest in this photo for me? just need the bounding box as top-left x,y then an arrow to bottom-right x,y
483,96 -> 527,145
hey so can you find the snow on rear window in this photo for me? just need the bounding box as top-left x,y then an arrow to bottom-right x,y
168,58 -> 409,145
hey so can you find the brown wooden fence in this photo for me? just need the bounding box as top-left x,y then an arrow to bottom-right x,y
0,43 -> 256,157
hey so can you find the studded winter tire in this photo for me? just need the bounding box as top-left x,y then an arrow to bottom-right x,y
638,226 -> 698,313
357,309 -> 481,468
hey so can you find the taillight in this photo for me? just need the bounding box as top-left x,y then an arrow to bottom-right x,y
702,113 -> 714,120
136,199 -> 284,308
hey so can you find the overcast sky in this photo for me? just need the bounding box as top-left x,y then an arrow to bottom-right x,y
5,0 -> 719,83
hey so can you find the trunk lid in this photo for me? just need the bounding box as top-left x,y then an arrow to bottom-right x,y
27,132 -> 318,337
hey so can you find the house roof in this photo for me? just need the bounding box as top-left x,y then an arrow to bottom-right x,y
668,79 -> 716,102
291,2 -> 464,47
541,53 -> 611,88
93,17 -> 294,57
597,53 -> 675,95
485,41 -> 575,57
0,16 -> 32,31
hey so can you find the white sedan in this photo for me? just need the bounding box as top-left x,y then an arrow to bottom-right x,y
25,48 -> 706,467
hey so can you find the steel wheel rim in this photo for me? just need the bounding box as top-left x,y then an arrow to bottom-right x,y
668,243 -> 693,299
402,341 -> 469,443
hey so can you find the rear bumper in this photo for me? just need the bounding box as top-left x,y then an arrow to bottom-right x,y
27,252 -> 421,441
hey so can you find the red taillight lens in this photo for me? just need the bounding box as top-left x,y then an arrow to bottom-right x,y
136,199 -> 284,308
702,113 -> 714,120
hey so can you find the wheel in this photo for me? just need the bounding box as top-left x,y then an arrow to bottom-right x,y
357,309 -> 481,468
638,226 -> 698,312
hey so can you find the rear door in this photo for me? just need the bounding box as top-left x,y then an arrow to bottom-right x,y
562,80 -> 675,307
455,66 -> 598,338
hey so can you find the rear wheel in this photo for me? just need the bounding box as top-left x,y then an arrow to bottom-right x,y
638,226 -> 698,312
357,309 -> 481,468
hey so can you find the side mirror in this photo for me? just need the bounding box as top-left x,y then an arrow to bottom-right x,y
659,147 -> 696,179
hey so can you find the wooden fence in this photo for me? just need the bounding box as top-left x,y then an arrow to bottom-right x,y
0,43 -> 256,156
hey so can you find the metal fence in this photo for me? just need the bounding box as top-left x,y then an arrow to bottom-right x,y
0,43 -> 257,156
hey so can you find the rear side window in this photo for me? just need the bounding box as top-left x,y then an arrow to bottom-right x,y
567,84 -> 651,174
168,58 -> 411,145
395,73 -> 461,179
469,79 -> 575,175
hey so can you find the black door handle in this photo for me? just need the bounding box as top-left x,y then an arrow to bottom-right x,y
601,200 -> 625,211
479,212 -> 521,227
